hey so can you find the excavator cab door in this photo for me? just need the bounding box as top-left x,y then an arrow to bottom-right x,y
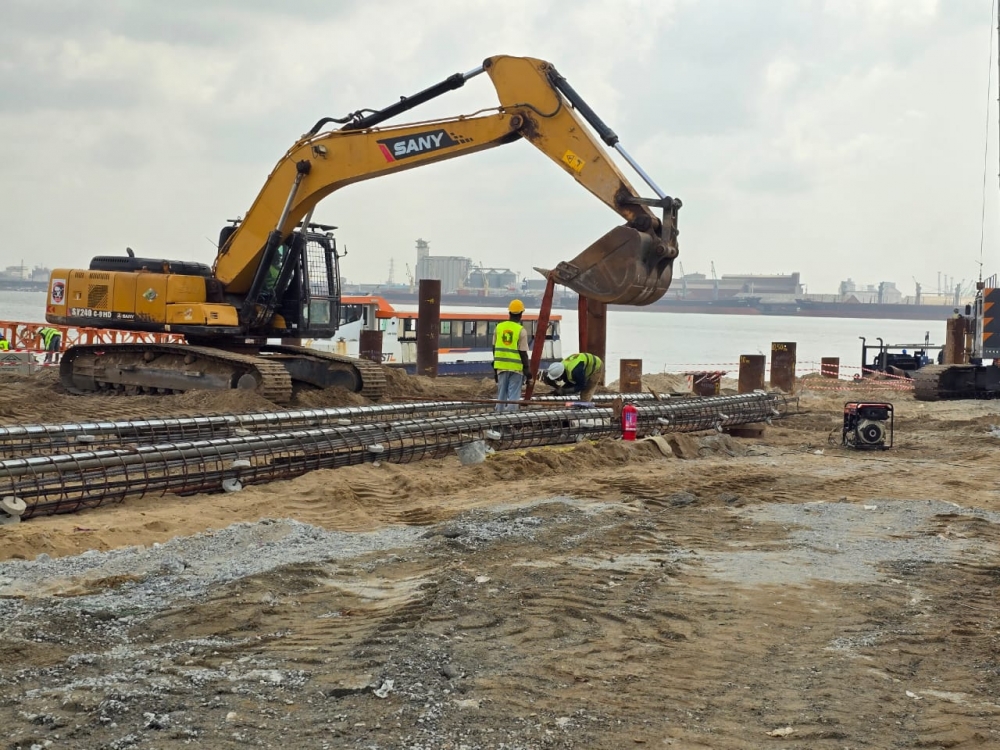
538,198 -> 681,306
293,231 -> 341,338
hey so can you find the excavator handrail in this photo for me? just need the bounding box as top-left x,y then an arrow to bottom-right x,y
295,107 -> 507,145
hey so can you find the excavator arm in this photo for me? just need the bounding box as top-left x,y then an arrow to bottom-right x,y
215,54 -> 680,315
43,54 -> 680,404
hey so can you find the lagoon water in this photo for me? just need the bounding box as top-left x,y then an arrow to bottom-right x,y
393,302 -> 941,378
2,290 -> 941,378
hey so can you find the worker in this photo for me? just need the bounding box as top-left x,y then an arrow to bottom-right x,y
263,245 -> 285,294
493,299 -> 531,412
38,327 -> 62,364
541,352 -> 604,401
0,334 -> 8,351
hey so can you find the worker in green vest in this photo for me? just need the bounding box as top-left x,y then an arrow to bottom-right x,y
263,245 -> 284,294
542,352 -> 604,401
493,299 -> 531,412
38,327 -> 62,364
0,334 -> 8,351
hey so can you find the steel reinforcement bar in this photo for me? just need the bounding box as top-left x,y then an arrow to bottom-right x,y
0,394 -> 666,457
1,393 -> 793,519
0,401 -> 499,457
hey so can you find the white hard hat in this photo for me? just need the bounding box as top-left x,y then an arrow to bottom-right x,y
547,362 -> 565,379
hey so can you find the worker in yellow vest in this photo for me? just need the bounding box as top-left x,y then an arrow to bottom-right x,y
0,334 -> 8,351
542,352 -> 604,402
38,327 -> 62,364
493,299 -> 531,412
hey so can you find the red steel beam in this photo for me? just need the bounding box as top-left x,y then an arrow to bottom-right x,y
523,275 -> 555,400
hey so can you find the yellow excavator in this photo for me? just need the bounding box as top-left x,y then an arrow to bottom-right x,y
46,54 -> 681,402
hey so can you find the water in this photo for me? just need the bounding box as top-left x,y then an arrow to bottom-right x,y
1,291 -> 46,324
394,303 -> 942,379
1,291 -> 942,378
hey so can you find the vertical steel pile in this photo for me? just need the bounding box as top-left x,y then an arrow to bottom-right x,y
0,393 -> 793,519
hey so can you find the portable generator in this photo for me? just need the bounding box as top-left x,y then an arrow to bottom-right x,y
842,402 -> 893,450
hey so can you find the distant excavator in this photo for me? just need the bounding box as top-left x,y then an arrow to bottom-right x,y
45,54 -> 681,403
913,277 -> 1000,400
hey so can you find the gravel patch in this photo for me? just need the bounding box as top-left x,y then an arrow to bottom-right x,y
0,519 -> 426,603
694,499 -> 1000,585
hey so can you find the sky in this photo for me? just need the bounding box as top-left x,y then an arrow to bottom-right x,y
1,0 -> 998,296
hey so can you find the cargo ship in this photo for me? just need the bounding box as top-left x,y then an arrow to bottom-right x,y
356,262 -> 974,321
355,288 -> 962,321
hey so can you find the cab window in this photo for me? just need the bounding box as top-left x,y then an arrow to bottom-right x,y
340,304 -> 362,325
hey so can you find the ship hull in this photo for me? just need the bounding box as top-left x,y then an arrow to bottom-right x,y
362,290 -> 957,321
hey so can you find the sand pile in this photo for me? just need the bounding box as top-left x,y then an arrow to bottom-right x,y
0,367 -> 508,426
381,367 -> 496,401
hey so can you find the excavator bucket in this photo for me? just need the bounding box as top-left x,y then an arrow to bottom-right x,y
536,225 -> 675,306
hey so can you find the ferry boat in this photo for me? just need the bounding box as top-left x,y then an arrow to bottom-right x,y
304,296 -> 563,376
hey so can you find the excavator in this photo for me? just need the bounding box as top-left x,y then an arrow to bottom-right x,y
913,277 -> 1000,400
45,54 -> 681,403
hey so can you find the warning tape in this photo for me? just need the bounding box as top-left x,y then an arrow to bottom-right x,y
653,359 -> 918,392
663,362 -> 740,372
799,381 -> 913,392
0,351 -> 59,367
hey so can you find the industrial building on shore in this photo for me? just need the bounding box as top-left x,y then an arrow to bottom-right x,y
340,239 -> 975,319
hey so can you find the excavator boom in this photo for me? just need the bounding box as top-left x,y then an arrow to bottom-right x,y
46,54 -> 681,403
214,55 -> 679,307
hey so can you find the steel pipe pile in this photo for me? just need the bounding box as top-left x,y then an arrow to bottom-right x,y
1,393 -> 793,519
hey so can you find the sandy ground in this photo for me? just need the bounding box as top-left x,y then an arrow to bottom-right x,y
2,371 -> 1000,749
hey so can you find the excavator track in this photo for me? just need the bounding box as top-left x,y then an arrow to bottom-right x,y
58,343 -> 387,403
911,364 -> 992,401
912,365 -> 948,401
259,345 -> 387,400
61,344 -> 294,404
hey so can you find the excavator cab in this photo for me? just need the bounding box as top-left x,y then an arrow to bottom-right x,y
270,227 -> 342,338
228,219 -> 342,338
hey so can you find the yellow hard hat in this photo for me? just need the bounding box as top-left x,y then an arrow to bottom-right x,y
508,299 -> 525,314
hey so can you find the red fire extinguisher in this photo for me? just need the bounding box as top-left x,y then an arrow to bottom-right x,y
621,403 -> 638,441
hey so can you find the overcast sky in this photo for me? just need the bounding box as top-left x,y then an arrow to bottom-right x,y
1,0 -> 997,295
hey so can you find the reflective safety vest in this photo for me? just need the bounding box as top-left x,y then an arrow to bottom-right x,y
263,245 -> 286,293
0,339 -> 8,351
493,320 -> 524,372
39,328 -> 60,347
563,352 -> 602,385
